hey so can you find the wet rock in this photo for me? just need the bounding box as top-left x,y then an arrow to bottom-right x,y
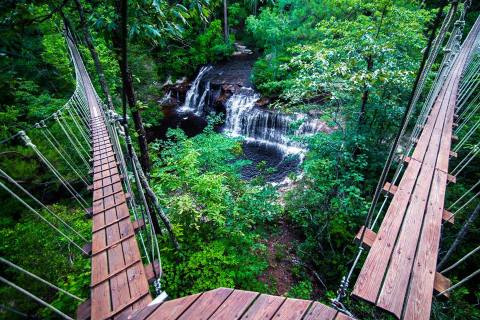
255,97 -> 270,108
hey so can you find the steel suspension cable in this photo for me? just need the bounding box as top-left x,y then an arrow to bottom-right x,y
20,132 -> 88,209
0,168 -> 88,242
0,181 -> 88,255
0,277 -> 74,320
448,179 -> 480,210
440,245 -> 480,274
54,113 -> 90,168
0,257 -> 84,301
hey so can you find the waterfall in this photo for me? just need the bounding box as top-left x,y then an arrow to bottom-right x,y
179,66 -> 212,114
224,88 -> 326,156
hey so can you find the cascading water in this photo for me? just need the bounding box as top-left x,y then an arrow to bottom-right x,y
171,66 -> 330,182
179,65 -> 212,114
224,88 -> 326,157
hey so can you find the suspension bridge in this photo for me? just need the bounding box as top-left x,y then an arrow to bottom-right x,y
0,3 -> 479,320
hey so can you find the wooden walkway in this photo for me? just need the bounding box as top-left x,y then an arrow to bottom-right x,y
68,37 -> 153,319
121,288 -> 354,320
352,17 -> 480,320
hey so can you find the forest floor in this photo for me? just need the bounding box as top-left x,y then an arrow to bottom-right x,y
258,217 -> 299,295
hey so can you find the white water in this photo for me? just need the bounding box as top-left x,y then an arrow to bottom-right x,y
179,65 -> 213,114
224,88 -> 326,156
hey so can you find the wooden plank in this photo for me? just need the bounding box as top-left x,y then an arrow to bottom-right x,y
147,293 -> 203,320
354,226 -> 376,249
352,160 -> 422,304
209,290 -> 259,320
271,298 -> 312,320
376,65 -> 456,317
76,298 -> 91,320
442,210 -> 454,224
144,260 -> 161,284
377,103 -> 448,318
433,272 -> 451,298
240,294 -> 285,320
335,313 -> 353,320
177,288 -> 233,320
382,182 -> 398,195
403,170 -> 447,320
302,301 -> 337,320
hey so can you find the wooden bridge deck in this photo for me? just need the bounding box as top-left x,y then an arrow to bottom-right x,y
121,288 -> 354,320
352,16 -> 480,320
68,37 -> 153,319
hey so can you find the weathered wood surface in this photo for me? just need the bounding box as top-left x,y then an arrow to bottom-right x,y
352,16 -> 480,320
124,288 -> 353,320
67,37 -> 152,319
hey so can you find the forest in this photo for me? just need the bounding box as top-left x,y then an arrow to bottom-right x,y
0,0 -> 479,319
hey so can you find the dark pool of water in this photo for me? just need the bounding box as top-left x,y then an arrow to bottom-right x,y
240,141 -> 301,182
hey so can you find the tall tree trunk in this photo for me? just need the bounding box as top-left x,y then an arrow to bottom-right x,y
437,203 -> 480,270
73,0 -> 115,111
223,0 -> 229,42
112,0 -> 151,173
357,56 -> 373,128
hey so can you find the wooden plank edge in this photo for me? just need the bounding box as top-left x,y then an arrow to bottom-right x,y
144,260 -> 161,284
354,226 -> 376,249
434,272 -> 451,299
382,182 -> 398,195
77,298 -> 91,320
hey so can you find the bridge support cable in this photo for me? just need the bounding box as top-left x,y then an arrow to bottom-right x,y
0,168 -> 88,243
436,268 -> 480,297
0,257 -> 84,302
20,131 -> 89,210
54,113 -> 90,168
0,180 -> 89,255
0,276 -> 74,320
36,123 -> 90,186
447,179 -> 480,210
56,111 -> 90,158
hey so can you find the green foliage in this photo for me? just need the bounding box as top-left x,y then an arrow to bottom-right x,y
287,280 -> 313,300
0,205 -> 90,318
157,19 -> 235,77
286,131 -> 368,282
150,124 -> 280,297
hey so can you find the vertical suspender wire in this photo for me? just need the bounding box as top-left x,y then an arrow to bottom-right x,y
65,104 -> 91,146
453,117 -> 480,152
68,96 -> 91,137
456,100 -> 480,133
71,96 -> 91,132
436,268 -> 480,297
20,132 -> 88,209
43,122 -> 89,175
440,245 -> 480,274
0,169 -> 88,242
58,111 -> 90,157
447,179 -> 480,210
451,142 -> 480,176
35,124 -> 88,186
73,94 -> 90,125
54,113 -> 90,168
0,258 -> 84,302
0,181 -> 88,255
0,277 -> 74,320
